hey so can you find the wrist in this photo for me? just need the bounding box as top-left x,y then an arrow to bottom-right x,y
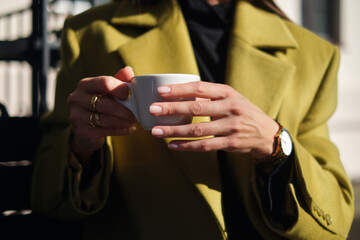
252,121 -> 293,173
70,132 -> 104,165
250,120 -> 280,159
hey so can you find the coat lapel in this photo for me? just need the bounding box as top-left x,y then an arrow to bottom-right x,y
111,1 -> 298,118
226,1 -> 297,118
112,0 -> 199,76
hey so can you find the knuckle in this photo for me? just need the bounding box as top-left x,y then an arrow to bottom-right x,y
222,85 -> 234,98
164,103 -> 175,115
199,141 -> 212,152
79,76 -> 109,91
229,123 -> 241,134
164,126 -> 174,136
224,85 -> 242,98
223,84 -> 233,92
189,125 -> 204,137
229,100 -> 245,116
230,108 -> 242,116
227,138 -> 239,151
194,81 -> 206,94
67,92 -> 77,105
77,79 -> 87,89
101,77 -> 114,91
95,76 -> 109,90
190,102 -> 203,115
77,77 -> 99,90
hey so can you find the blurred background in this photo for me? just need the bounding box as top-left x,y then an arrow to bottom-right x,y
0,0 -> 358,239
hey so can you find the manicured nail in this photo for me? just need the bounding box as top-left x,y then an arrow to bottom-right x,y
158,86 -> 171,94
150,105 -> 162,114
168,142 -> 179,149
152,128 -> 164,136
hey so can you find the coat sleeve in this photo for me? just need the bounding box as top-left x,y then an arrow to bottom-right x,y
30,18 -> 113,220
253,46 -> 354,239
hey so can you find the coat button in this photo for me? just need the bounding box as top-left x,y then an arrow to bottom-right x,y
313,203 -> 320,214
325,214 -> 333,225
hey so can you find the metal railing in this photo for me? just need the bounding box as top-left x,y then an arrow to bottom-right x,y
0,1 -> 84,116
0,0 -> 111,117
0,1 -> 108,235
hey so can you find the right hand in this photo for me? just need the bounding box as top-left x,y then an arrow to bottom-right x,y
67,66 -> 137,162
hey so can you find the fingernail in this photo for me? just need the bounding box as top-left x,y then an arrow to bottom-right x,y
158,86 -> 171,94
152,128 -> 164,136
150,105 -> 162,114
168,142 -> 179,149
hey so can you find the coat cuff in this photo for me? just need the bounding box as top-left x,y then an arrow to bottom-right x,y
67,136 -> 113,216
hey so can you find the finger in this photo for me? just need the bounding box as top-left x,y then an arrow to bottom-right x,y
150,99 -> 229,117
92,95 -> 137,122
71,111 -> 137,139
151,116 -> 242,138
167,136 -> 248,152
73,123 -> 137,139
89,112 -> 136,129
71,107 -> 136,129
158,81 -> 234,100
68,88 -> 137,122
114,66 -> 134,82
78,76 -> 129,100
151,121 -> 218,138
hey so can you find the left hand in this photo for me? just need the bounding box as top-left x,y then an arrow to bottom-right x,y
150,81 -> 279,159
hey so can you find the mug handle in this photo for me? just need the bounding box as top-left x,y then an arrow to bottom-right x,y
115,82 -> 139,122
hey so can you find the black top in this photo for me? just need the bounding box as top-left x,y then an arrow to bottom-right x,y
178,0 -> 234,84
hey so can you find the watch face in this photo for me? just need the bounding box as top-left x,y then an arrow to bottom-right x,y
280,129 -> 293,156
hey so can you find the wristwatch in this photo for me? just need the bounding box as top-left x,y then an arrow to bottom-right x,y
256,123 -> 293,171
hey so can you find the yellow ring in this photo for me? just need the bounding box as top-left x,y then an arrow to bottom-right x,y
91,94 -> 101,112
94,113 -> 101,128
89,112 -> 96,128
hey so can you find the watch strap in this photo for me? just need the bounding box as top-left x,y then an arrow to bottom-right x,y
254,122 -> 287,171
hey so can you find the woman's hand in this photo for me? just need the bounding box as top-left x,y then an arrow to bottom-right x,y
67,66 -> 137,162
150,81 -> 279,159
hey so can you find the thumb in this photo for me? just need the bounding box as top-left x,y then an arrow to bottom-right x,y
114,66 -> 134,82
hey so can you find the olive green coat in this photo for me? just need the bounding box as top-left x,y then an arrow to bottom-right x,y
31,0 -> 354,239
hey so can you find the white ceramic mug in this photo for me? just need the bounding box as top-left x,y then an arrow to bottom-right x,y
116,74 -> 200,130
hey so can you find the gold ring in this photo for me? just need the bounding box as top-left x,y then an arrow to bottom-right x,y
89,112 -> 96,128
94,113 -> 101,128
89,112 -> 101,128
91,94 -> 101,112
